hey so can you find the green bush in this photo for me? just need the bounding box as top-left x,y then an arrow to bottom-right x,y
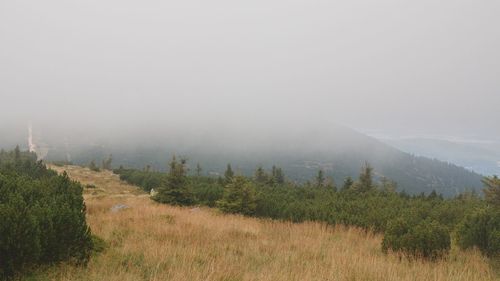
382,218 -> 450,259
455,207 -> 500,257
0,149 -> 93,278
217,176 -> 257,216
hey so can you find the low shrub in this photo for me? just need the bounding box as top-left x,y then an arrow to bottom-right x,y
382,218 -> 450,259
455,207 -> 500,257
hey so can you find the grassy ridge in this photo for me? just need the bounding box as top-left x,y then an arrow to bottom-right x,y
33,165 -> 498,281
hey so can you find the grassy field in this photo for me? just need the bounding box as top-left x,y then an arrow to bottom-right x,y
30,165 -> 498,281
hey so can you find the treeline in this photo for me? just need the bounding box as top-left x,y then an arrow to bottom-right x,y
115,157 -> 500,260
0,147 -> 93,279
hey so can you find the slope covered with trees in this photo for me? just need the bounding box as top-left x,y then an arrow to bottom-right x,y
45,125 -> 484,196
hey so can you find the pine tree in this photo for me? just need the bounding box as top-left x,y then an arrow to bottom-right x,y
254,166 -> 268,184
274,167 -> 285,185
316,169 -> 325,187
217,176 -> 257,215
196,163 -> 202,177
483,175 -> 500,207
154,156 -> 193,205
224,164 -> 234,182
342,176 -> 354,191
14,145 -> 21,163
357,162 -> 374,192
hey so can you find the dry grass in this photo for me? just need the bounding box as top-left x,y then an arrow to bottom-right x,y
37,165 -> 498,281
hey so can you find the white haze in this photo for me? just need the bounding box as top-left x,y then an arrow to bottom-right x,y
1,0 -> 500,146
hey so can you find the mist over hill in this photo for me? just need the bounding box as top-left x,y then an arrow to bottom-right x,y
31,123 -> 483,197
377,137 -> 500,176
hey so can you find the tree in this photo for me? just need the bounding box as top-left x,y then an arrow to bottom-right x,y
224,164 -> 234,182
273,167 -> 285,185
217,176 -> 257,216
354,162 -> 374,192
482,176 -> 500,207
196,163 -> 202,177
254,166 -> 268,184
154,156 -> 193,205
14,145 -> 21,163
342,176 -> 354,191
316,169 -> 325,187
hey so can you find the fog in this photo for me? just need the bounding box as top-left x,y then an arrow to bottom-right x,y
1,0 -> 500,145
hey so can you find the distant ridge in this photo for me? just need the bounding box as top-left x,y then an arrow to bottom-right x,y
44,124 -> 484,197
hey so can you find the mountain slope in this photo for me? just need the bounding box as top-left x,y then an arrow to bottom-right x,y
381,137 -> 500,176
43,124 -> 484,196
35,165 -> 496,281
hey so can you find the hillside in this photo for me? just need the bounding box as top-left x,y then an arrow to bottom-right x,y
44,125 -> 484,196
31,165 -> 498,281
382,137 -> 500,176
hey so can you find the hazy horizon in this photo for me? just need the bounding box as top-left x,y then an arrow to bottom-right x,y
1,0 -> 500,143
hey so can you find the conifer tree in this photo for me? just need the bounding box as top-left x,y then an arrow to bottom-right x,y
274,167 -> 285,185
254,166 -> 268,184
154,156 -> 193,205
217,176 -> 257,215
224,164 -> 234,182
482,175 -> 500,207
342,176 -> 354,191
14,145 -> 21,163
357,162 -> 374,192
196,163 -> 202,177
316,169 -> 325,187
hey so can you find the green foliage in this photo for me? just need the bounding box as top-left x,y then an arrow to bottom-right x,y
153,156 -> 194,206
342,177 -> 354,191
382,219 -> 451,259
353,162 -> 375,193
482,176 -> 500,207
254,166 -> 268,184
455,207 -> 500,257
195,163 -> 202,177
270,166 -> 285,185
0,149 -> 93,278
315,170 -> 325,187
224,164 -> 234,182
217,176 -> 257,216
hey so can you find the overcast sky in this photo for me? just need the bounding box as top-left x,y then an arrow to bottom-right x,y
1,0 -> 499,141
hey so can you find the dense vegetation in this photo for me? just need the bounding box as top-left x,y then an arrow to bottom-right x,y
0,147 -> 93,279
115,158 -> 500,259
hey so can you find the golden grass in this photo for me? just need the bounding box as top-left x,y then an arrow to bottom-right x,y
38,165 -> 498,281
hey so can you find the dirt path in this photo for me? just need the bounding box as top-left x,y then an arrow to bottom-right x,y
48,165 -> 146,199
